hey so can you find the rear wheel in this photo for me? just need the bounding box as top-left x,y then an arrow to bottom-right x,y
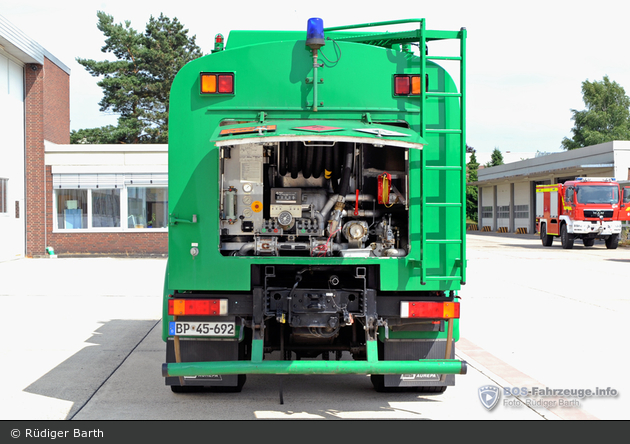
170,375 -> 247,393
560,224 -> 574,249
370,375 -> 447,393
541,224 -> 554,247
606,234 -> 619,250
583,238 -> 595,247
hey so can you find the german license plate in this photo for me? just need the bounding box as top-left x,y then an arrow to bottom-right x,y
169,321 -> 235,337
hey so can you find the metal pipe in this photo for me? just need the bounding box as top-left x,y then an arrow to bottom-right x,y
237,242 -> 256,256
382,248 -> 407,257
163,358 -> 467,377
313,49 -> 319,112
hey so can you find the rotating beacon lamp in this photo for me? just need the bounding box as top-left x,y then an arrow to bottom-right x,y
306,18 -> 325,112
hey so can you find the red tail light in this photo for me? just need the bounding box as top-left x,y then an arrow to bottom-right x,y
168,299 -> 228,316
200,73 -> 234,94
218,74 -> 234,93
394,75 -> 421,96
400,301 -> 459,319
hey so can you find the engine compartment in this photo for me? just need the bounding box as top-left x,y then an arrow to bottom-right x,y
219,140 -> 410,258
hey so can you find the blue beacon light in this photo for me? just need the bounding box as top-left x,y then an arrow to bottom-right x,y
306,18 -> 325,49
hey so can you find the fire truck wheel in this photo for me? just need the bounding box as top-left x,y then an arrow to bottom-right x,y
583,238 -> 595,247
605,234 -> 619,250
541,224 -> 553,247
560,224 -> 574,249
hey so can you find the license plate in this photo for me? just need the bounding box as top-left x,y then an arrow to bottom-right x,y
169,321 -> 236,337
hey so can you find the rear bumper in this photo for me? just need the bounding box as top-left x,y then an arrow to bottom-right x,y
162,358 -> 467,377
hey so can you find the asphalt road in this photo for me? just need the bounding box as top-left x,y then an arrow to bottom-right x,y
0,232 -> 627,421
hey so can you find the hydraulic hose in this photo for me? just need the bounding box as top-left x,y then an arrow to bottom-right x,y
337,143 -> 354,198
302,145 -> 314,179
278,143 -> 287,176
312,146 -> 323,179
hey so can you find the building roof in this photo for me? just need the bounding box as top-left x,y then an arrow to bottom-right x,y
0,14 -> 70,74
470,141 -> 630,186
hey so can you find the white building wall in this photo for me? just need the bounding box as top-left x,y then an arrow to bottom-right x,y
0,52 -> 25,262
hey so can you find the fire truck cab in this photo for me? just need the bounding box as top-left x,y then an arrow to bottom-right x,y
536,177 -> 629,249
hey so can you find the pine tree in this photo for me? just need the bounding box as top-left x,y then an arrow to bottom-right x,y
466,146 -> 479,222
72,11 -> 203,143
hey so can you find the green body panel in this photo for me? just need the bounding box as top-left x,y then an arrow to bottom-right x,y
167,34 -> 463,292
163,20 -> 467,382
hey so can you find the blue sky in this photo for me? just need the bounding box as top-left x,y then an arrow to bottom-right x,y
3,0 -> 630,156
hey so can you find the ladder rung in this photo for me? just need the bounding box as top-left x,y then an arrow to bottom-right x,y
425,128 -> 462,134
425,92 -> 462,98
425,203 -> 462,207
427,56 -> 462,61
423,276 -> 463,281
425,239 -> 463,244
426,165 -> 462,171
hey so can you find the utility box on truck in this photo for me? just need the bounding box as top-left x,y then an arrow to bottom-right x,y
536,177 -> 630,249
162,18 -> 468,393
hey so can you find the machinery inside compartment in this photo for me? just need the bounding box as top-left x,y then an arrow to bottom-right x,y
219,140 -> 410,258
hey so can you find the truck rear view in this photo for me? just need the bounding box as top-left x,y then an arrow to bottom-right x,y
162,18 -> 468,393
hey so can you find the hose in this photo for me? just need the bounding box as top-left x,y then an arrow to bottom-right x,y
312,146 -> 323,179
302,145 -> 314,179
278,143 -> 287,176
337,143 -> 354,198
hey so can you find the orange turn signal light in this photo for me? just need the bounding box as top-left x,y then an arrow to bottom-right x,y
394,74 -> 421,96
200,73 -> 234,94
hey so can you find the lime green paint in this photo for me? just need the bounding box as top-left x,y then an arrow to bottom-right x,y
166,17 -> 466,312
164,358 -> 466,377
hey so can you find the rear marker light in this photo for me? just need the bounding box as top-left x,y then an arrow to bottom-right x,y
394,76 -> 410,95
400,301 -> 460,319
200,73 -> 234,94
168,299 -> 229,316
394,75 -> 421,96
218,74 -> 233,93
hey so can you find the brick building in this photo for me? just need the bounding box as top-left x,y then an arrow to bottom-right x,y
1,15 -> 167,260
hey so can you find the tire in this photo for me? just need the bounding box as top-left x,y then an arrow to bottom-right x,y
541,224 -> 554,247
370,375 -> 447,393
170,375 -> 247,393
606,234 -> 619,250
416,386 -> 447,393
583,238 -> 595,247
560,224 -> 574,249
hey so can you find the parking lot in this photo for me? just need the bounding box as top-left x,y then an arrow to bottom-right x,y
0,232 -> 627,421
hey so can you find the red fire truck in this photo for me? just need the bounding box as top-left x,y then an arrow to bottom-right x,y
536,177 -> 630,249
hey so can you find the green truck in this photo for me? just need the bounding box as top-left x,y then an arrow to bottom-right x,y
162,18 -> 468,393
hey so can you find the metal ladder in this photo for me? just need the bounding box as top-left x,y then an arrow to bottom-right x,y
325,19 -> 467,286
420,22 -> 467,286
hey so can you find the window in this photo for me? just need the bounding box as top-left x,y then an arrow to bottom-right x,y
0,178 -> 7,213
92,189 -> 121,227
52,173 -> 168,232
481,206 -> 493,219
497,206 -> 510,219
128,187 -> 168,228
56,189 -> 88,229
575,185 -> 619,205
514,205 -> 529,219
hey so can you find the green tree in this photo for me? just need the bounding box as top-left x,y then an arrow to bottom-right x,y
485,147 -> 504,168
466,146 -> 479,222
561,76 -> 630,150
72,11 -> 203,144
